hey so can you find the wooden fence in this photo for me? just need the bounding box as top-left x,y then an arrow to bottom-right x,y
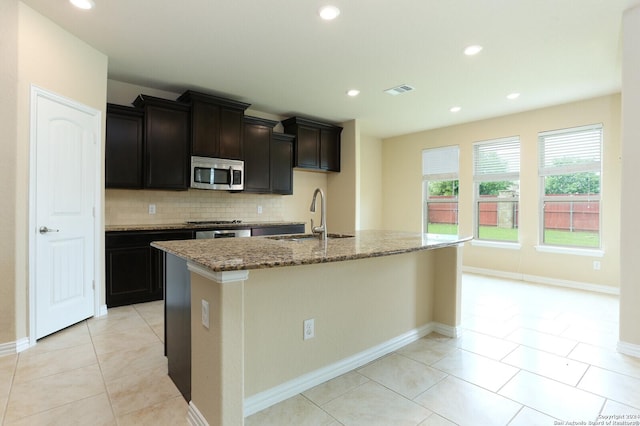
427,197 -> 599,231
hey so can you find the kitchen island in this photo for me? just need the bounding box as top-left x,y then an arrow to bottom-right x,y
152,230 -> 471,426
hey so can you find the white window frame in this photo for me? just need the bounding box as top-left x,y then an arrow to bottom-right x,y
422,146 -> 459,235
472,136 -> 521,246
537,124 -> 603,253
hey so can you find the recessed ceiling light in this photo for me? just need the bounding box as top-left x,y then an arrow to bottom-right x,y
506,92 -> 520,100
346,89 -> 360,97
69,0 -> 95,10
450,106 -> 462,113
464,45 -> 483,56
319,5 -> 340,20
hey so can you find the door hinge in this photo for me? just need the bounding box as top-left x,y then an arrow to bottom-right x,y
92,280 -> 95,290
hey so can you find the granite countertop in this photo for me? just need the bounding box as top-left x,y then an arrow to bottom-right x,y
105,221 -> 306,232
152,230 -> 472,272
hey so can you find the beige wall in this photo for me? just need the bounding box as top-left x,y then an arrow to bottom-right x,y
620,6 -> 640,347
382,94 -> 621,289
359,133 -> 383,230
5,2 -> 108,343
327,120 -> 358,234
0,0 -> 19,344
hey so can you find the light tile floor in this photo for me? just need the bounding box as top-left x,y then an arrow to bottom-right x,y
1,274 -> 639,425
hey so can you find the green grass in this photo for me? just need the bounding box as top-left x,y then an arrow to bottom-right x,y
426,223 -> 458,235
478,226 -> 518,242
543,229 -> 600,248
428,222 -> 600,248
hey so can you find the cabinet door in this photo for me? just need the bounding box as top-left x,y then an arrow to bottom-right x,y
180,91 -> 249,160
320,128 -> 340,172
271,134 -> 294,194
106,246 -> 152,307
296,125 -> 320,169
106,230 -> 193,307
191,101 -> 220,157
105,105 -> 143,188
145,105 -> 190,189
243,123 -> 271,193
219,108 -> 244,160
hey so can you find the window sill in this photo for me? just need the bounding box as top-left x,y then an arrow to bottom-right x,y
535,245 -> 604,257
471,240 -> 521,250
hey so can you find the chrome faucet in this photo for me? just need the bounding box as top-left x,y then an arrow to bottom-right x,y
310,188 -> 327,241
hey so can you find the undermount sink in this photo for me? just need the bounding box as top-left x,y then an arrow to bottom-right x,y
267,233 -> 354,241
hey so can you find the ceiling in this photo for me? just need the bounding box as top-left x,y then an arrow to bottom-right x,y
21,0 -> 638,138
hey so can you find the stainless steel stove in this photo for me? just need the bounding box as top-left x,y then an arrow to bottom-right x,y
186,220 -> 250,239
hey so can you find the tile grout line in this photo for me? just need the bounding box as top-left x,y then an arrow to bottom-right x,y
86,318 -> 120,425
0,354 -> 18,426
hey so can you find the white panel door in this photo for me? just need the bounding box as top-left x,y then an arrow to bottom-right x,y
34,91 -> 98,339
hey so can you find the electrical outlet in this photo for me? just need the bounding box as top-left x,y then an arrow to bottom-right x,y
148,204 -> 156,215
593,260 -> 601,270
257,205 -> 263,214
201,299 -> 210,329
303,318 -> 315,340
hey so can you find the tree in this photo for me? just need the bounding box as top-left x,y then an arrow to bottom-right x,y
428,180 -> 458,196
545,172 -> 600,195
545,158 -> 600,195
479,181 -> 512,196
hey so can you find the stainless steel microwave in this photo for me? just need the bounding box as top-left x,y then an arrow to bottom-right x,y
190,156 -> 244,191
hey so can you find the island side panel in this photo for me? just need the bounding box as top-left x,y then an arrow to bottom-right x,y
243,250 -> 438,397
433,245 -> 463,335
164,253 -> 191,401
190,271 -> 245,426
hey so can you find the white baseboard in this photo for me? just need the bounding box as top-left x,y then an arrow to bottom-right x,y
617,340 -> 640,358
463,266 -> 620,295
98,304 -> 108,317
244,322 -> 444,417
16,337 -> 30,352
433,322 -> 463,338
0,337 -> 31,357
187,401 -> 208,426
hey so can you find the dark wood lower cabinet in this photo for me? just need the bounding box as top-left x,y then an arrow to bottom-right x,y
105,230 -> 194,308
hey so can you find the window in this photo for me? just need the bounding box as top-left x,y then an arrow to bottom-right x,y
473,137 -> 520,242
422,146 -> 459,235
538,124 -> 602,249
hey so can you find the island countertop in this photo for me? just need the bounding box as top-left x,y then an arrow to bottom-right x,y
151,230 -> 472,272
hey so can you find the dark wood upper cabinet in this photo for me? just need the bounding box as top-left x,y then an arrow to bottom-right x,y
320,126 -> 341,171
243,116 -> 277,193
105,104 -> 144,189
132,95 -> 190,190
243,116 -> 294,195
281,116 -> 342,172
270,133 -> 295,195
177,90 -> 250,160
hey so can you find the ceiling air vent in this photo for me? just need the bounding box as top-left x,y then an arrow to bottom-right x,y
384,84 -> 415,96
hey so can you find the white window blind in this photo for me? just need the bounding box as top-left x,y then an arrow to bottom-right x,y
422,146 -> 459,180
473,136 -> 520,182
539,124 -> 602,176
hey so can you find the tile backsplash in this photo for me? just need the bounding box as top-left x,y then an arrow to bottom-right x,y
105,189 -> 285,225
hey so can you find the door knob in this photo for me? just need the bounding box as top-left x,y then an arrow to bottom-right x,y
39,226 -> 59,234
